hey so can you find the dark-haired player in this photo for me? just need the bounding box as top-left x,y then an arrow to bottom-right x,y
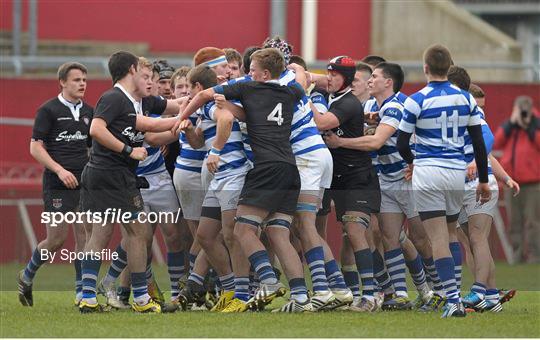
78,51 -> 181,313
18,62 -> 93,307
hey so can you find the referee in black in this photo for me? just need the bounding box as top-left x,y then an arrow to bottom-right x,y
18,62 -> 93,307
311,56 -> 381,312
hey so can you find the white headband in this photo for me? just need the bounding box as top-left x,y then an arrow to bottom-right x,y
204,55 -> 228,67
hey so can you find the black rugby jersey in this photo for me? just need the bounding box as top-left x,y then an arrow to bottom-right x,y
88,86 -> 166,171
31,95 -> 93,171
215,81 -> 304,166
326,89 -> 372,170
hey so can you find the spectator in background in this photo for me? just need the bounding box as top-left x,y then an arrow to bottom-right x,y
494,96 -> 540,263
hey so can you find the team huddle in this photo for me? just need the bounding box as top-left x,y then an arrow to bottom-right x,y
18,36 -> 520,318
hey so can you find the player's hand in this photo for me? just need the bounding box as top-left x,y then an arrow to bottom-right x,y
323,131 -> 341,148
57,168 -> 78,189
171,119 -> 180,135
160,144 -> 169,157
174,119 -> 193,135
206,154 -> 220,174
364,125 -> 377,136
287,63 -> 303,72
476,182 -> 492,205
365,111 -> 379,125
504,177 -> 520,197
217,75 -> 228,84
213,94 -> 227,109
404,164 -> 414,181
129,147 -> 148,161
466,161 -> 477,181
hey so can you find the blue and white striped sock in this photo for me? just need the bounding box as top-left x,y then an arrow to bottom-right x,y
485,288 -> 499,303
325,260 -> 348,290
342,265 -> 361,298
219,273 -> 235,292
234,276 -> 250,301
289,278 -> 308,303
23,248 -> 46,283
81,258 -> 101,304
406,254 -> 427,288
449,242 -> 462,292
434,257 -> 460,304
188,272 -> 205,287
355,249 -> 375,299
167,251 -> 185,299
131,272 -> 150,305
102,245 -> 127,287
305,246 -> 329,293
384,248 -> 408,298
248,268 -> 260,297
373,250 -> 394,295
471,281 -> 486,299
423,257 -> 444,294
248,250 -> 277,285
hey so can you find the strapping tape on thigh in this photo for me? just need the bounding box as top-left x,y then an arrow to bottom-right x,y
296,202 -> 318,213
235,215 -> 262,228
266,218 -> 292,229
399,229 -> 408,244
342,214 -> 370,228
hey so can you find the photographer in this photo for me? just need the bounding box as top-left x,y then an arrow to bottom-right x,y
494,96 -> 540,263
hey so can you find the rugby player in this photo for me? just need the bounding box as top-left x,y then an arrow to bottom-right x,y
78,51 -> 181,313
18,62 -> 93,307
396,44 -> 491,318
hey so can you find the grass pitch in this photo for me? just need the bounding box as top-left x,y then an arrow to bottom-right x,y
1,262 -> 539,338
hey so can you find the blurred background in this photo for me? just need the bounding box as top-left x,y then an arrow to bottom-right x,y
1,0 -> 539,265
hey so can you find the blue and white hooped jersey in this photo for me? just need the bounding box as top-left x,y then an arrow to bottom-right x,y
199,101 -> 250,180
398,81 -> 482,170
395,91 -> 408,104
225,75 -> 253,162
175,111 -> 207,173
279,69 -> 327,157
464,108 -> 494,181
365,96 -> 408,182
136,113 -> 167,176
310,90 -> 329,114
364,99 -> 380,173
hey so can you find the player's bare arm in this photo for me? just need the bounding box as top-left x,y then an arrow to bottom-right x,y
178,88 -> 216,121
90,117 -> 147,160
309,102 -> 340,131
324,123 -> 396,151
30,140 -> 78,189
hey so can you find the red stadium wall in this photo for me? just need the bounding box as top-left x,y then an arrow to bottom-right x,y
0,1 -> 369,59
1,79 -> 539,263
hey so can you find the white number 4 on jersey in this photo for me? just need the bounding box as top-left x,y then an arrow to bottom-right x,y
267,103 -> 284,126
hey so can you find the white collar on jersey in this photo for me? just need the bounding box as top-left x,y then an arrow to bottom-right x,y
57,93 -> 82,121
265,79 -> 280,84
114,83 -> 143,115
328,88 -> 352,107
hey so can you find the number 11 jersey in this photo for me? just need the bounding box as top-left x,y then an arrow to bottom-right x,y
398,80 -> 482,170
